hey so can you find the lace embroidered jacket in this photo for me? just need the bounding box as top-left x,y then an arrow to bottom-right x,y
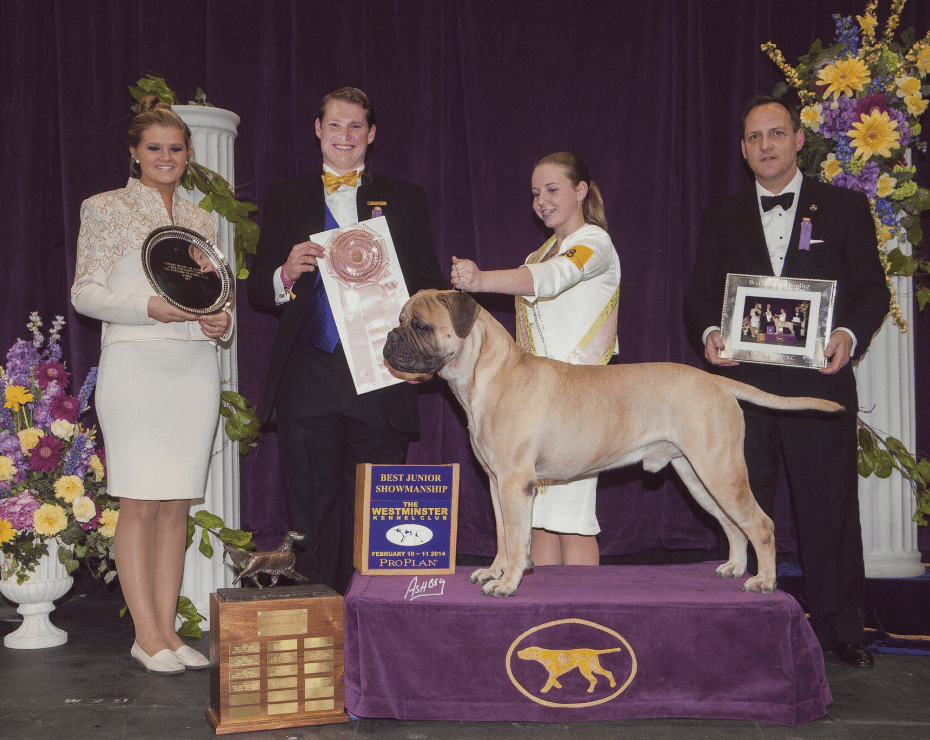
72,178 -> 229,347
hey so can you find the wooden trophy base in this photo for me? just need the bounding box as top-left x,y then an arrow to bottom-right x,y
207,585 -> 351,734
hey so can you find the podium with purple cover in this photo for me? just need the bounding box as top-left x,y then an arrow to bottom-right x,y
344,564 -> 831,725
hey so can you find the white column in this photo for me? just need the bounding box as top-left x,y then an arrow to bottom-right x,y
854,261 -> 924,579
174,105 -> 242,627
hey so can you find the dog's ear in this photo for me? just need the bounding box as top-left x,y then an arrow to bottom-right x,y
437,291 -> 480,338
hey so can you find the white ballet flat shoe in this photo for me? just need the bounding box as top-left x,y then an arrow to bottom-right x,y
131,641 -> 185,675
172,644 -> 211,669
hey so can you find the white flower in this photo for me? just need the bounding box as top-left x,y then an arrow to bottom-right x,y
72,496 -> 97,524
50,419 -> 75,441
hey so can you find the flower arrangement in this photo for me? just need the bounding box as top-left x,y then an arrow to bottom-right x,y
762,0 -> 930,330
0,314 -> 256,636
0,314 -> 117,584
764,1 -> 930,525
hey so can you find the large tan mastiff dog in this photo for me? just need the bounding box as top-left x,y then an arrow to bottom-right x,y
382,290 -> 842,598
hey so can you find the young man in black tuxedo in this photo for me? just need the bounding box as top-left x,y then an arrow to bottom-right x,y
684,96 -> 890,668
249,87 -> 445,594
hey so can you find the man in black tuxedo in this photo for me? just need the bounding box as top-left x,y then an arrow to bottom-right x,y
684,96 -> 890,668
249,87 -> 445,594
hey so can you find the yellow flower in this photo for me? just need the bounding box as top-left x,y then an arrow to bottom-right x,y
33,504 -> 67,537
878,224 -> 896,244
849,109 -> 900,160
98,508 -> 119,539
71,496 -> 97,524
0,455 -> 16,482
0,517 -> 14,544
4,385 -> 33,412
904,93 -> 928,117
18,428 -> 44,454
822,154 -> 842,180
800,103 -> 824,132
54,474 -> 84,503
817,57 -> 870,99
876,173 -> 896,198
856,13 -> 878,39
916,46 -> 930,75
896,75 -> 921,98
89,454 -> 105,482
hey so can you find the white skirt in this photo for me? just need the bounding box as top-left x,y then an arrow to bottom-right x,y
96,340 -> 220,500
532,474 -> 601,535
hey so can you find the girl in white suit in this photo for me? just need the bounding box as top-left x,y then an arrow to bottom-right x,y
450,152 -> 621,566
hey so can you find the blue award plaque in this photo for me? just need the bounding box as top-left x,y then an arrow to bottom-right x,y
354,463 -> 459,575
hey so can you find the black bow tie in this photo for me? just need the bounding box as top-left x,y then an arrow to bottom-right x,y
761,193 -> 795,212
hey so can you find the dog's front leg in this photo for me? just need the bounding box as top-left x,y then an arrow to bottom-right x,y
480,472 -> 535,597
470,475 -> 508,586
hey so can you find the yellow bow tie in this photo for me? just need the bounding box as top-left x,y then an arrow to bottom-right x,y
322,169 -> 362,194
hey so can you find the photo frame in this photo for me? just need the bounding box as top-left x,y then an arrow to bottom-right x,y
142,226 -> 234,315
718,273 -> 836,368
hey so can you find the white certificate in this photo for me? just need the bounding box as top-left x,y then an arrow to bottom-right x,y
314,216 -> 410,394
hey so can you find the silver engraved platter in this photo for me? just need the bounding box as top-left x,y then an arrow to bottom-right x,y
141,226 -> 233,315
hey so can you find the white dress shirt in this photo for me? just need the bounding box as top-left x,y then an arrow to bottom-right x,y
756,167 -> 803,278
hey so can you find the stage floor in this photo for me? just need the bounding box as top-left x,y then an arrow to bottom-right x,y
1,572 -> 929,739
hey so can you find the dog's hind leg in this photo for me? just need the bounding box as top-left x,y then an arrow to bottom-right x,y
673,457 -> 776,592
670,456 -> 777,592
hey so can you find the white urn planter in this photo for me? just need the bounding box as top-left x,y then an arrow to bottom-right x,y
0,546 -> 73,649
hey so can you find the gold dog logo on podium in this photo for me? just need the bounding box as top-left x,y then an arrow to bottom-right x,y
506,619 -> 636,708
517,646 -> 622,694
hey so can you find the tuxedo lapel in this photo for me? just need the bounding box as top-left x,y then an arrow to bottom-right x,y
783,177 -> 816,276
305,173 -> 326,234
735,188 -> 774,276
355,169 -> 387,223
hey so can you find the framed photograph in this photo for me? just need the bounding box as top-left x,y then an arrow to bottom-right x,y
718,273 -> 836,368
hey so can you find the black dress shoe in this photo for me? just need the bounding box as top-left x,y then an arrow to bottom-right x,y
833,641 -> 874,667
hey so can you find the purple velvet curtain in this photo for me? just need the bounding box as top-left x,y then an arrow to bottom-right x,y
3,0 -> 928,555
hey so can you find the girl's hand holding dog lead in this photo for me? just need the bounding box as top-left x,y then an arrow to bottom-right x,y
451,256 -> 479,292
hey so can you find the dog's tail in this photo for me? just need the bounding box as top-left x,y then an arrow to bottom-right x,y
713,375 -> 843,414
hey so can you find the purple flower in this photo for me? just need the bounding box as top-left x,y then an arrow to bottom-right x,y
821,95 -> 857,139
0,490 -> 41,530
833,15 -> 859,56
34,361 -> 69,392
874,198 -> 897,226
0,433 -> 26,485
833,161 -> 880,199
49,395 -> 80,423
4,340 -> 40,386
63,433 -> 90,477
0,432 -> 20,457
77,367 -> 97,415
30,379 -> 58,426
854,93 -> 890,117
29,435 -> 64,472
